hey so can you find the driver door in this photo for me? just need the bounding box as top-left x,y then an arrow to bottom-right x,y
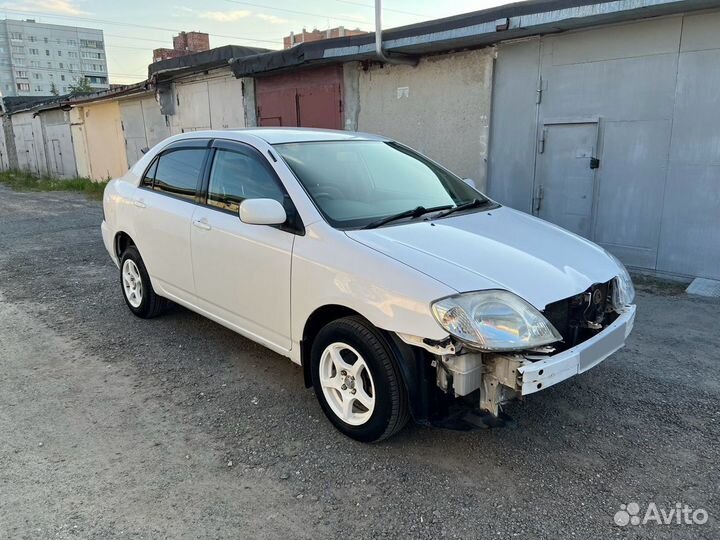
190,140 -> 296,351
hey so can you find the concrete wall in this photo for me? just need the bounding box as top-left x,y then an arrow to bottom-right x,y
0,118 -> 9,170
1,115 -> 18,170
70,100 -> 127,181
353,49 -> 495,190
487,11 -> 720,280
168,71 -> 253,134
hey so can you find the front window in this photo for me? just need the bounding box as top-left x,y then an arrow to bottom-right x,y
207,148 -> 285,214
274,140 -> 489,229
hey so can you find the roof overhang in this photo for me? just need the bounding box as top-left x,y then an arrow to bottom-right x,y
231,0 -> 717,78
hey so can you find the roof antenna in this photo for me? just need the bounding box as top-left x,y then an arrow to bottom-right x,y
374,0 -> 417,66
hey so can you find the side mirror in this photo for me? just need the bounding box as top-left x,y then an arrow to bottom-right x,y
239,198 -> 287,225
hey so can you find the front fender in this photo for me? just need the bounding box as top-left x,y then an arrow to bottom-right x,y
291,223 -> 453,357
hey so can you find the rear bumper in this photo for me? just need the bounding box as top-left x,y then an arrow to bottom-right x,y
518,304 -> 636,395
101,220 -> 119,268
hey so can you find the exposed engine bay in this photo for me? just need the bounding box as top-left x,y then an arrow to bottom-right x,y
399,279 -> 635,427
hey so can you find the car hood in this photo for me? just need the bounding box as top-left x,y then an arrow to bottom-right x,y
345,206 -> 620,310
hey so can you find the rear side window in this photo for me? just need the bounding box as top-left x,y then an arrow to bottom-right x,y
152,148 -> 206,201
207,148 -> 285,213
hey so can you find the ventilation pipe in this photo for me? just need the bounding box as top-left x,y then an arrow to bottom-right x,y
374,0 -> 417,66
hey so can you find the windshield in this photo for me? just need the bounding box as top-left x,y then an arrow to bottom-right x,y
274,140 -> 491,229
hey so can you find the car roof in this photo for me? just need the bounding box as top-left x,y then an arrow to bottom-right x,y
179,127 -> 390,145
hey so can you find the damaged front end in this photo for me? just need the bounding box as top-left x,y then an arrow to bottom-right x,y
397,278 -> 636,430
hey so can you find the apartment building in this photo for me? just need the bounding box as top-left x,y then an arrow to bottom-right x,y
0,18 -> 109,97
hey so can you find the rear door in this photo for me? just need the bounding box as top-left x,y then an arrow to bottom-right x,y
534,121 -> 599,238
190,140 -> 296,350
132,141 -> 210,300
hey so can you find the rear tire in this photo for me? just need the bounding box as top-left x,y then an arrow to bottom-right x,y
311,316 -> 409,442
119,245 -> 168,318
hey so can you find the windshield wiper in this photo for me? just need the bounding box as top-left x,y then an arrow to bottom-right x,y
431,198 -> 491,220
363,204 -> 453,229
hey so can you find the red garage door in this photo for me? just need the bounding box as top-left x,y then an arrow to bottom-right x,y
256,65 -> 343,129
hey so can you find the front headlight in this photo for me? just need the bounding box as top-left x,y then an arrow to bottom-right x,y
431,290 -> 562,351
606,252 -> 635,307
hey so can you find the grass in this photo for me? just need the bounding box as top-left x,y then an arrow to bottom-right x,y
0,169 -> 107,200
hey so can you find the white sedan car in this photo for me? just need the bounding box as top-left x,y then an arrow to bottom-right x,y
102,128 -> 636,442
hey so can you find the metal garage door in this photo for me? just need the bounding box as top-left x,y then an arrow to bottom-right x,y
534,120 -> 599,238
256,66 -> 343,129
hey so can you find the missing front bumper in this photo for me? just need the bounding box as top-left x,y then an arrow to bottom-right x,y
412,304 -> 636,424
517,304 -> 636,395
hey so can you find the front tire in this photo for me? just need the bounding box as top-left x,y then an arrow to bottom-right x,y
311,316 -> 409,442
119,245 -> 168,318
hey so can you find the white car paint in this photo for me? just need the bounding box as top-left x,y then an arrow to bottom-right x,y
102,128 -> 634,417
346,205 -> 619,311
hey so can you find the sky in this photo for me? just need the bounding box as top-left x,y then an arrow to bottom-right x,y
0,0 -> 520,84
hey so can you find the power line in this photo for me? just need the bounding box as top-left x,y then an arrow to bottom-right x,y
332,0 -> 430,18
0,8 -> 282,45
222,0 -> 371,26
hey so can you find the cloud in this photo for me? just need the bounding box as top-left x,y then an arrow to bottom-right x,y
0,0 -> 85,15
199,9 -> 251,22
255,13 -> 288,25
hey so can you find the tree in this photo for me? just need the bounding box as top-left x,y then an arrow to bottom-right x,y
50,82 -> 59,96
68,77 -> 93,96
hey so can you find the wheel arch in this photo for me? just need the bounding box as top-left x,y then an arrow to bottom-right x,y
114,230 -> 136,258
299,304 -> 435,424
300,304 -> 361,388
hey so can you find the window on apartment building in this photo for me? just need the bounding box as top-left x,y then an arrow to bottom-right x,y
47,62 -> 52,68
80,39 -> 103,49
57,50 -> 62,57
16,70 -> 27,78
30,60 -> 39,68
10,32 -> 22,40
69,63 -> 75,70
17,82 -> 29,91
45,49 -> 50,56
44,37 -> 48,43
0,47 -> 5,53
13,46 -> 25,54
68,51 -> 77,58
67,39 -> 76,46
34,85 -> 41,91
33,73 -> 42,80
29,48 -> 39,55
63,86 -> 68,93
15,58 -> 25,66
28,36 -> 36,42
59,62 -> 63,69
61,74 -> 65,81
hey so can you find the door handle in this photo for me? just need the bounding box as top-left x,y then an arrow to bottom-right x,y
192,219 -> 211,231
133,199 -> 146,208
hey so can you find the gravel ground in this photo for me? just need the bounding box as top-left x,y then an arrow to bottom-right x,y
0,185 -> 718,539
